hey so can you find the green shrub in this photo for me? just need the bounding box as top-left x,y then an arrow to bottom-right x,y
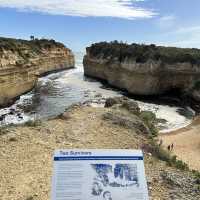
139,111 -> 158,136
140,111 -> 156,123
149,140 -> 189,170
173,159 -> 189,170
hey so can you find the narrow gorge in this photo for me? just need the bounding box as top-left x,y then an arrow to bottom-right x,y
0,37 -> 75,107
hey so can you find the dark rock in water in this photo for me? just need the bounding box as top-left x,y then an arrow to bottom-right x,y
156,118 -> 168,124
102,110 -> 150,134
9,110 -> 15,115
94,93 -> 102,98
17,113 -> 23,119
0,114 -> 6,121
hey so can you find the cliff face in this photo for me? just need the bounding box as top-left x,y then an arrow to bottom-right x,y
0,37 -> 75,107
83,42 -> 200,102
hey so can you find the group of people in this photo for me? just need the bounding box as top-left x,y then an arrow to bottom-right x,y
92,182 -> 112,200
159,139 -> 174,151
167,143 -> 174,151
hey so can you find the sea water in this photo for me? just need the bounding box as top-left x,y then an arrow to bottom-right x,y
0,52 -> 194,133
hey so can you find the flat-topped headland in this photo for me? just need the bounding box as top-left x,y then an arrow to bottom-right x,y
83,41 -> 200,111
0,37 -> 75,107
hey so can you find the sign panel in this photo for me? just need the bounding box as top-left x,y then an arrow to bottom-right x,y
51,149 -> 149,200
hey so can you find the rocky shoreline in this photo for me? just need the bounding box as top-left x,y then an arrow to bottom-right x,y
0,98 -> 200,200
0,37 -> 75,108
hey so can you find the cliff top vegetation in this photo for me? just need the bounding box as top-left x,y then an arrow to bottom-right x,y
87,41 -> 200,65
0,37 -> 66,54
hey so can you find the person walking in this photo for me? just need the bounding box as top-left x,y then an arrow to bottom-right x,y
159,139 -> 163,147
171,143 -> 174,151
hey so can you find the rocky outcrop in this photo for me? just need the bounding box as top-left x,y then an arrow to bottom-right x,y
0,37 -> 75,107
83,42 -> 200,104
103,97 -> 158,136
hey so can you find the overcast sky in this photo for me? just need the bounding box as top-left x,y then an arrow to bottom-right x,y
0,0 -> 199,51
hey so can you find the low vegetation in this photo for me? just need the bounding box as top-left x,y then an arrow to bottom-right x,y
145,139 -> 189,170
24,120 -> 42,127
0,37 -> 65,56
139,111 -> 158,137
87,41 -> 200,65
0,127 -> 8,135
193,170 -> 200,185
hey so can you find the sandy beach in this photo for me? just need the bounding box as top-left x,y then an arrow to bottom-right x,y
159,117 -> 200,171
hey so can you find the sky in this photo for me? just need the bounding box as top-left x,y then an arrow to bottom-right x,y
0,0 -> 200,52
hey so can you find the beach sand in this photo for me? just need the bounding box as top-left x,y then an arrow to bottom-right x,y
159,117 -> 200,171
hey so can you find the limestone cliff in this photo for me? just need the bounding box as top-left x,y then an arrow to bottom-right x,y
83,42 -> 200,104
0,37 -> 75,107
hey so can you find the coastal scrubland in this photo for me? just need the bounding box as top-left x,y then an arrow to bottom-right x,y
87,41 -> 200,64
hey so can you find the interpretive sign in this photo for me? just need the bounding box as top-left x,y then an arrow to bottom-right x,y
51,149 -> 149,200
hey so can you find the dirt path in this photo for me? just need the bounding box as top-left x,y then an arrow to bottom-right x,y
159,117 -> 200,171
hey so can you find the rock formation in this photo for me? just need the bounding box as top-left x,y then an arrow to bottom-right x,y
0,37 -> 75,107
83,42 -> 200,105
